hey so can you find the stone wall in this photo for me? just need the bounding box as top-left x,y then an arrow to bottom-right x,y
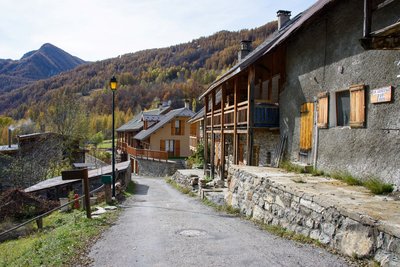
225,166 -> 400,266
136,158 -> 179,177
253,129 -> 280,166
280,0 -> 400,185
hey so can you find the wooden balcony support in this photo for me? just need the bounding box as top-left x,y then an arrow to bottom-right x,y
210,90 -> 215,179
203,95 -> 209,174
247,66 -> 255,165
220,83 -> 226,180
233,77 -> 238,164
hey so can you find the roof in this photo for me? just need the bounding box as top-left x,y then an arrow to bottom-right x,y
188,107 -> 205,123
117,105 -> 171,132
199,0 -> 337,100
134,107 -> 195,141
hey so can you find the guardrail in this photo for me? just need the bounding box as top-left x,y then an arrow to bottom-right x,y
0,184 -> 104,240
126,145 -> 168,162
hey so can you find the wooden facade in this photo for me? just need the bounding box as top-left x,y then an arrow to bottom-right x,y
200,45 -> 286,179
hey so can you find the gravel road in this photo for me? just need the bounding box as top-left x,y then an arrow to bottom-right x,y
89,176 -> 350,267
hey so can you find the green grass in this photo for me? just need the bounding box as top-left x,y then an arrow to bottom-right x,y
0,209 -> 119,266
280,161 -> 307,174
364,178 -> 393,195
330,171 -> 363,186
166,178 -> 197,197
97,139 -> 115,149
123,181 -> 136,197
201,198 -> 240,215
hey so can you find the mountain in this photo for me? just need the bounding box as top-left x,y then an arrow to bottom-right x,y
0,43 -> 85,93
0,21 -> 278,119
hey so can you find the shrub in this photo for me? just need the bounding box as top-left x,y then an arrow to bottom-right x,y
364,178 -> 393,195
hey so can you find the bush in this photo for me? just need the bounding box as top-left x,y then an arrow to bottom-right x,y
187,142 -> 205,168
364,178 -> 393,195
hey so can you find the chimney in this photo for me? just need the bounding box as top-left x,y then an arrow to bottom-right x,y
184,99 -> 190,109
8,128 -> 12,148
277,10 -> 291,30
238,40 -> 252,61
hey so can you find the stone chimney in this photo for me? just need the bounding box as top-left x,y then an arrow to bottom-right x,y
184,99 -> 190,109
238,40 -> 252,61
277,10 -> 291,30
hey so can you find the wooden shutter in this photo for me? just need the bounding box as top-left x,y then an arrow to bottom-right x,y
174,140 -> 180,157
317,92 -> 329,128
171,120 -> 175,135
160,140 -> 165,151
349,84 -> 365,128
180,119 -> 185,135
300,103 -> 314,151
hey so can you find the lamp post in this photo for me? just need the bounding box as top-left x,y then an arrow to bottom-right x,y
109,76 -> 118,198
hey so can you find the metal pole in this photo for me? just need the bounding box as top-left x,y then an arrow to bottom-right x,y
112,90 -> 116,198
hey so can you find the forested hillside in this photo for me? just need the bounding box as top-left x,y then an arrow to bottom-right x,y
0,21 -> 277,144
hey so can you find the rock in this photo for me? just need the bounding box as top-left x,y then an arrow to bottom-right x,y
92,207 -> 107,215
104,206 -> 117,210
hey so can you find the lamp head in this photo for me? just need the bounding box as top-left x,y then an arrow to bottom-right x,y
110,76 -> 118,90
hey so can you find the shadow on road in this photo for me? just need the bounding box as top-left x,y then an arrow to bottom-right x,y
134,183 -> 150,195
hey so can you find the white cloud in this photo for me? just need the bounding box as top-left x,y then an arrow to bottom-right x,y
0,0 -> 316,61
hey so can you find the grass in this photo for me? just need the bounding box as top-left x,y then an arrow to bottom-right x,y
201,198 -> 240,215
97,139 -> 115,149
0,209 -> 119,266
166,178 -> 197,197
123,180 -> 136,197
280,161 -> 307,174
330,171 -> 363,186
364,178 -> 394,195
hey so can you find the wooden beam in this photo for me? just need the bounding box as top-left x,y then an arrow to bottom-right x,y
221,84 -> 226,180
210,91 -> 215,179
233,78 -> 238,164
246,67 -> 255,165
364,0 -> 372,38
203,95 -> 208,175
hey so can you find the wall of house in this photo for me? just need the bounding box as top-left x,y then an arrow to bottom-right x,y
149,117 -> 192,157
253,129 -> 280,166
280,0 -> 400,184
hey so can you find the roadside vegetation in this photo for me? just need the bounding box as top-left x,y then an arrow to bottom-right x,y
280,161 -> 393,195
0,209 -> 119,266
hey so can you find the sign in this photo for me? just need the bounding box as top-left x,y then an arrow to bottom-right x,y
370,86 -> 392,103
61,168 -> 88,180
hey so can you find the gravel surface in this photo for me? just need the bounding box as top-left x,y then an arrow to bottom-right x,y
89,176 -> 350,267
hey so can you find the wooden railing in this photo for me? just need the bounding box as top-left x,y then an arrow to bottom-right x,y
126,145 -> 168,161
117,141 -> 127,152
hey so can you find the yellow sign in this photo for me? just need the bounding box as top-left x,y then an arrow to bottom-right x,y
371,86 -> 392,103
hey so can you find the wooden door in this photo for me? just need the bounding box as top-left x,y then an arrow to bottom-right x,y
300,103 -> 314,152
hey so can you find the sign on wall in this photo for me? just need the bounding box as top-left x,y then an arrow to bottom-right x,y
370,86 -> 392,104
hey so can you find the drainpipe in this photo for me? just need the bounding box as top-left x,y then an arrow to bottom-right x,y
312,97 -> 319,169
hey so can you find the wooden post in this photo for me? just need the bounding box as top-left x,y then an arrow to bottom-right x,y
36,218 -> 43,229
105,184 -> 112,204
203,95 -> 209,175
210,91 -> 215,180
363,0 -> 372,38
82,169 -> 91,219
233,78 -> 238,165
221,84 -> 226,180
246,67 -> 255,165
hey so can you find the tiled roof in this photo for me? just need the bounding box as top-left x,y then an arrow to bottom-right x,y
134,107 -> 195,141
117,105 -> 171,132
188,107 -> 204,123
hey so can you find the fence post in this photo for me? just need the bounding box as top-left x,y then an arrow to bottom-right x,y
36,218 -> 43,229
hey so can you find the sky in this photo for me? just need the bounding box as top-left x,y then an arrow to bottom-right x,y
0,0 -> 317,62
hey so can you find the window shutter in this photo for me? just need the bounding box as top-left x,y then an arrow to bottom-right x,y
175,140 -> 180,157
160,140 -> 165,151
171,120 -> 175,135
180,119 -> 185,135
300,102 -> 314,151
317,92 -> 329,128
349,84 -> 365,128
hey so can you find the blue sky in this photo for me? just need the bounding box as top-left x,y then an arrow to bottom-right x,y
0,0 -> 316,61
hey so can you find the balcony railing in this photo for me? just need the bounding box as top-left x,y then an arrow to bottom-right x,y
205,101 -> 279,129
126,145 -> 168,162
117,141 -> 128,152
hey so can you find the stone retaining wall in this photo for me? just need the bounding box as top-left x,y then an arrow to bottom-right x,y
136,158 -> 179,177
225,166 -> 400,266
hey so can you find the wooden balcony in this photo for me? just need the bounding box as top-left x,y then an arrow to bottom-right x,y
126,145 -> 168,162
205,101 -> 278,129
117,141 -> 128,153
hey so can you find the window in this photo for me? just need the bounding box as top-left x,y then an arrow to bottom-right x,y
335,84 -> 365,128
317,92 -> 329,128
165,140 -> 174,152
171,119 -> 185,135
160,139 -> 180,157
336,90 -> 350,126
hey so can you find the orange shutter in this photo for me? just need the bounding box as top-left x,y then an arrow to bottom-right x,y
174,140 -> 180,157
171,120 -> 175,135
349,84 -> 365,128
300,102 -> 314,151
317,92 -> 329,128
160,140 -> 165,151
180,119 -> 185,135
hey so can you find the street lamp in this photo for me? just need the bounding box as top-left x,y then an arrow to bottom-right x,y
109,76 -> 118,198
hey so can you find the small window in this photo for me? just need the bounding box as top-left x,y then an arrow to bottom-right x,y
175,120 -> 180,135
336,90 -> 350,126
